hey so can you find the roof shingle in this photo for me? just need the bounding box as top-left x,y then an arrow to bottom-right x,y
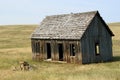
31,11 -> 98,39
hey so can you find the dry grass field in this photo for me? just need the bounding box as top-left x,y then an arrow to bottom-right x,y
0,23 -> 120,80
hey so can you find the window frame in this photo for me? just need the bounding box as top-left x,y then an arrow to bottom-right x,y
33,41 -> 40,54
95,43 -> 100,55
70,44 -> 76,56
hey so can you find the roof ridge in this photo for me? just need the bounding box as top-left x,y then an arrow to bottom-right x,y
46,10 -> 98,17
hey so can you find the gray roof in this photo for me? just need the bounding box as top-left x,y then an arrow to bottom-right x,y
31,11 -> 98,39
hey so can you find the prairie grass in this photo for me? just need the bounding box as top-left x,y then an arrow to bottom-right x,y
0,23 -> 120,80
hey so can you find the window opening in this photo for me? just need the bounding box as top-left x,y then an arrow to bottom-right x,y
95,43 -> 100,55
70,44 -> 75,56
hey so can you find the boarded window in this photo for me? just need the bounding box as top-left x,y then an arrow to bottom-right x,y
95,43 -> 100,55
33,41 -> 40,53
70,44 -> 75,56
36,42 -> 40,53
32,41 -> 35,53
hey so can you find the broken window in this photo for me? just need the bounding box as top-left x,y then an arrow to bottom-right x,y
70,44 -> 76,56
95,43 -> 100,55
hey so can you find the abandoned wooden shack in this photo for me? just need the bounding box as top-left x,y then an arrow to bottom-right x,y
31,11 -> 114,64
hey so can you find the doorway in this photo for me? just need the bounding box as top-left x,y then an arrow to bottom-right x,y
46,43 -> 51,59
58,44 -> 63,61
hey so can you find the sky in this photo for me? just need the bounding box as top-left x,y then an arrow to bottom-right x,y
0,0 -> 120,25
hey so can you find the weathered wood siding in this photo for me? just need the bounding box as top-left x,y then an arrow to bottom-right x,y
81,14 -> 113,64
31,14 -> 113,64
31,39 -> 82,64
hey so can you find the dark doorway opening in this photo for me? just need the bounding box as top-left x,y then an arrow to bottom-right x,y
46,43 -> 51,59
58,44 -> 63,61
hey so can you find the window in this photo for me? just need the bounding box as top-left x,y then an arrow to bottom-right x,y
95,43 -> 100,55
32,41 -> 35,53
70,44 -> 76,56
33,41 -> 40,53
36,42 -> 40,53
